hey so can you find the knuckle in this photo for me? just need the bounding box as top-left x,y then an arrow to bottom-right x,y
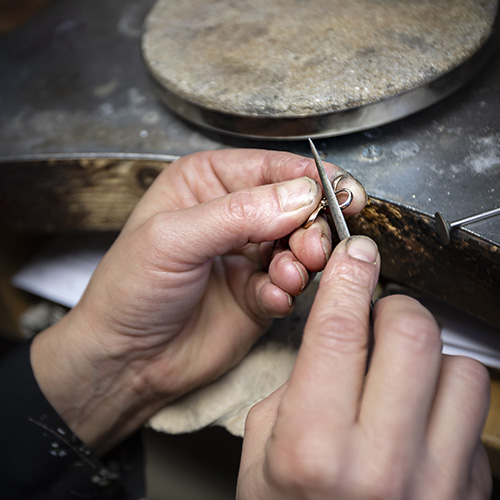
140,212 -> 174,253
328,260 -> 377,291
379,297 -> 442,355
227,190 -> 261,225
313,265 -> 373,355
448,355 -> 491,397
311,310 -> 369,355
398,316 -> 441,353
267,434 -> 340,493
138,212 -> 195,269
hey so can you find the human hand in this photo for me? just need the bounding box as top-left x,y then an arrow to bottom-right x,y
237,236 -> 491,500
31,149 -> 366,452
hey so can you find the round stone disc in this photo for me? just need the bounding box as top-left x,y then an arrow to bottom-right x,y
142,0 -> 498,139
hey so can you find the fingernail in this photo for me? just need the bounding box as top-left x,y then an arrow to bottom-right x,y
277,177 -> 318,212
293,261 -> 307,291
321,233 -> 332,261
346,236 -> 378,263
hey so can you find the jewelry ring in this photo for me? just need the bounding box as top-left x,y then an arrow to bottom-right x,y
303,186 -> 353,229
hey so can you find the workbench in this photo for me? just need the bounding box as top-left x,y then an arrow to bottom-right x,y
1,0 -> 500,485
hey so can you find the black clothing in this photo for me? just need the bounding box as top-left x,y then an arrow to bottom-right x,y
0,340 -> 144,499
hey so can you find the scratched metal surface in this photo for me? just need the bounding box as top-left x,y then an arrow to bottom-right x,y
0,0 -> 499,243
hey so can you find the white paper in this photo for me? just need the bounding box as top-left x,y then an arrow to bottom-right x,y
11,235 -> 500,368
12,234 -> 116,308
425,297 -> 500,369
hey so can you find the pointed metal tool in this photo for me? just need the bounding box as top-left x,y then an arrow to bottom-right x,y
308,138 -> 351,241
435,207 -> 500,245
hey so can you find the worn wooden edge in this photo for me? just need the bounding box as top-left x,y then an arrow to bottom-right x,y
348,197 -> 500,330
0,156 -> 174,233
1,157 -> 499,328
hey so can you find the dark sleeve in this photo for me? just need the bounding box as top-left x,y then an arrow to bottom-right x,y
0,339 -> 144,500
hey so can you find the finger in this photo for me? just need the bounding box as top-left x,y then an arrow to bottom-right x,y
126,149 -> 366,231
280,236 -> 380,430
332,171 -> 367,216
237,384 -> 289,498
221,249 -> 295,320
427,355 -> 490,486
178,149 -> 365,205
142,177 -> 323,269
469,443 -> 493,499
240,383 -> 288,469
266,217 -> 331,296
268,249 -> 309,297
288,215 -> 332,272
202,149 -> 366,216
247,267 -> 295,318
359,295 -> 443,451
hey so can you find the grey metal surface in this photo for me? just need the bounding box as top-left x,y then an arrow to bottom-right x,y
0,0 -> 499,243
141,0 -> 498,139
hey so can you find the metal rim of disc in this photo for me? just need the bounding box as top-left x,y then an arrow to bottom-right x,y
147,17 -> 500,141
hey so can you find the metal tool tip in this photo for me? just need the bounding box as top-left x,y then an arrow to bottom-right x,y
308,138 -> 322,164
434,211 -> 451,245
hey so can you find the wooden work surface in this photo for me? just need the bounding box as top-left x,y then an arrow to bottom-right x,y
1,0 -> 500,480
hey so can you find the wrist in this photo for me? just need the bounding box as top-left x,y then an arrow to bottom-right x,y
30,307 -> 160,455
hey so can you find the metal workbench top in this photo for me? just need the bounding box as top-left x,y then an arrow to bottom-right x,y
0,0 -> 499,244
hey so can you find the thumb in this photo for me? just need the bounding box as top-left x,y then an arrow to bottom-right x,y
153,177 -> 322,266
